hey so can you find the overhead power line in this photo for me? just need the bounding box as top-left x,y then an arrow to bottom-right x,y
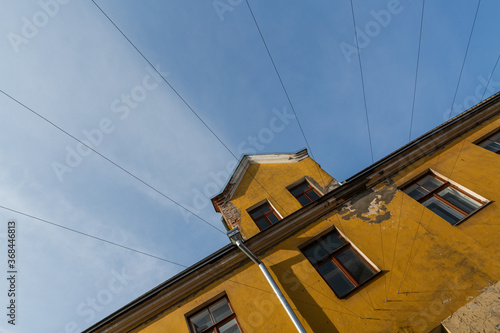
244,1 -> 316,159
481,53 -> 500,100
0,88 -> 226,235
397,7 -> 495,293
3,198 -> 395,324
0,204 -> 187,267
1,203 -> 370,316
90,0 -> 294,216
389,0 -> 427,300
89,0 -> 235,159
349,0 -> 375,163
448,0 -> 482,120
244,0 -> 328,188
408,0 -> 426,141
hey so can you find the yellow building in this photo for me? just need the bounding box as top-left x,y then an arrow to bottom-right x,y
85,93 -> 500,333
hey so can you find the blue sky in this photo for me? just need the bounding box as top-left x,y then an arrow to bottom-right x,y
0,0 -> 499,332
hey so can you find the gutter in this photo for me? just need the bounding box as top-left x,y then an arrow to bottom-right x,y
228,228 -> 307,333
85,91 -> 500,332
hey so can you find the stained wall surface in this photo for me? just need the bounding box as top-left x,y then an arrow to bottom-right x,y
134,114 -> 500,333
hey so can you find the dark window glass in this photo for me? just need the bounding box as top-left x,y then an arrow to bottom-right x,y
335,248 -> 375,285
219,319 -> 240,333
267,213 -> 279,224
404,184 -> 429,200
188,297 -> 241,333
438,187 -> 481,214
303,243 -> 329,265
254,218 -> 270,231
418,175 -> 443,192
402,172 -> 486,225
209,299 -> 232,323
290,182 -> 309,196
249,205 -> 270,219
403,175 -> 443,200
423,198 -> 464,224
317,261 -> 355,298
478,130 -> 500,153
190,309 -> 212,333
248,202 -> 280,230
320,232 -> 345,253
296,195 -> 312,207
289,181 -> 322,206
301,230 -> 377,298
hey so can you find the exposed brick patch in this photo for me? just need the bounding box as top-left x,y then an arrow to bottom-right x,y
220,201 -> 241,228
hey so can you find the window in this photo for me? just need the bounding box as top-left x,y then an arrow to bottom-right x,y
477,129 -> 500,154
248,202 -> 280,231
301,230 -> 378,298
289,181 -> 321,206
188,297 -> 242,333
402,171 -> 487,225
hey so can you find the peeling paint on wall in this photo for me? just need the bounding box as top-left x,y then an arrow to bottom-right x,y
339,180 -> 397,224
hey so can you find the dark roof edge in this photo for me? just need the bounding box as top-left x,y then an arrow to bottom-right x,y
345,91 -> 500,183
83,243 -> 236,332
85,91 -> 500,332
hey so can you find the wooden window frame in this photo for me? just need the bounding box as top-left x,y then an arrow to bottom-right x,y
248,202 -> 281,231
300,229 -> 379,299
187,296 -> 243,333
475,127 -> 500,154
288,181 -> 322,206
400,170 -> 489,225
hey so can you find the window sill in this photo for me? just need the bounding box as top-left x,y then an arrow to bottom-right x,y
453,200 -> 493,226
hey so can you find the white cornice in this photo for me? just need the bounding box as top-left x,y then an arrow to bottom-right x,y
212,149 -> 309,209
86,93 -> 500,333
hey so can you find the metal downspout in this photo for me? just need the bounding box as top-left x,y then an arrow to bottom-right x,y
234,240 -> 307,333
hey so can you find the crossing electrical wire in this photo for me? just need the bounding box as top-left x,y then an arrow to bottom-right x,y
481,53 -> 500,100
349,0 -> 375,163
244,1 -> 315,161
89,0 -> 295,217
448,0 -> 482,120
389,0 -> 426,299
244,0 -> 330,189
0,88 -> 227,235
408,0 -> 426,142
0,205 -> 385,321
392,0 -> 490,297
397,56 -> 500,292
89,0 -> 235,160
347,0 -> 386,303
0,204 -> 188,267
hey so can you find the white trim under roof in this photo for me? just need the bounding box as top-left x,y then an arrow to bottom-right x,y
212,149 -> 310,207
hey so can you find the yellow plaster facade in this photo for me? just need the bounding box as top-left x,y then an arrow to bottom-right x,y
229,157 -> 335,239
85,95 -> 500,333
